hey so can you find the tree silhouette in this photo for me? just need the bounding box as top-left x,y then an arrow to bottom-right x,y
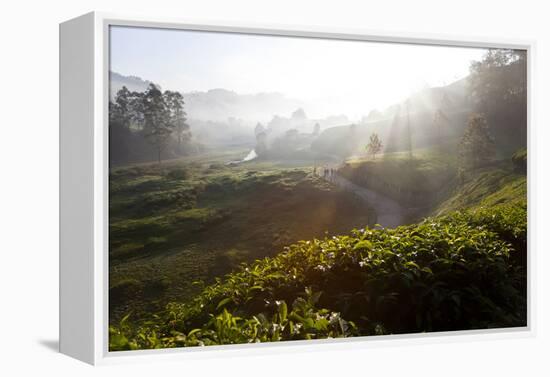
109,82 -> 191,164
366,132 -> 383,160
459,114 -> 495,170
142,84 -> 174,164
469,50 -> 527,149
165,90 -> 190,154
112,86 -> 132,129
313,122 -> 320,136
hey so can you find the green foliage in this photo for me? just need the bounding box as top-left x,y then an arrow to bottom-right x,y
469,50 -> 527,111
109,160 -> 373,324
110,201 -> 527,350
164,90 -> 191,153
166,167 -> 189,180
110,287 -> 357,350
435,165 -> 526,215
459,114 -> 496,170
340,147 -> 456,207
468,50 -> 527,156
109,84 -> 192,165
512,148 -> 527,173
141,84 -> 176,163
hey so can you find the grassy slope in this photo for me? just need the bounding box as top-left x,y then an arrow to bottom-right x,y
341,147 -> 526,221
109,156 -> 373,323
339,147 -> 458,216
110,159 -> 527,349
433,162 -> 526,216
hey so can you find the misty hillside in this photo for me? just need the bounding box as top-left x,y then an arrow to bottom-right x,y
312,78 -> 471,157
110,71 -> 305,123
108,72 -> 474,157
111,60 -> 525,160
313,76 -> 524,159
110,72 -> 154,95
110,71 -> 352,150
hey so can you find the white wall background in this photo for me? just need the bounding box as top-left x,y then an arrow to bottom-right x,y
0,0 -> 548,375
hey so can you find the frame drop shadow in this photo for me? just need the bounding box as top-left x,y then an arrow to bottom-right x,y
38,339 -> 59,353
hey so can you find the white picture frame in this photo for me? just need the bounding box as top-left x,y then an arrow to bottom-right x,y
59,11 -> 535,365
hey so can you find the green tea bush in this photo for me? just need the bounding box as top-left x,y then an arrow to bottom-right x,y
512,148 -> 527,173
166,167 -> 190,180
110,199 -> 527,351
109,279 -> 141,307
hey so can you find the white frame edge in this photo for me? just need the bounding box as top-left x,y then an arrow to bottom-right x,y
59,11 -> 536,365
60,12 -> 96,364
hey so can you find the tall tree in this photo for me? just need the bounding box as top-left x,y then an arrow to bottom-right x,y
469,49 -> 526,113
165,90 -> 190,154
128,91 -> 145,130
459,114 -> 495,170
312,122 -> 320,136
109,101 -> 127,167
142,84 -> 174,164
366,132 -> 383,160
109,87 -> 136,166
113,87 -> 145,130
469,49 -> 527,151
112,86 -> 132,129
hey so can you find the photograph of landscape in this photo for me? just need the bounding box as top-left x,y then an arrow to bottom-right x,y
108,26 -> 527,351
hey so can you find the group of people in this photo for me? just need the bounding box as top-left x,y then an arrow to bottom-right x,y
313,165 -> 337,181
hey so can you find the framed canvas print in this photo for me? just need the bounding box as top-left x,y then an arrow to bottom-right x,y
60,12 -> 533,365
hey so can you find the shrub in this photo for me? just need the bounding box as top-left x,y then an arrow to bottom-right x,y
512,148 -> 527,173
166,168 -> 189,180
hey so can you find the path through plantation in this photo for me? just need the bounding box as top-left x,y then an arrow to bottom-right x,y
324,172 -> 406,228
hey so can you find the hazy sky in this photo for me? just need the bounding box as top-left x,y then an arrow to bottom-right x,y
110,26 -> 487,119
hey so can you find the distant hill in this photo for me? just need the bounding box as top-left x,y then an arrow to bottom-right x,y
110,72 -> 152,96
109,72 -> 352,147
110,72 -> 305,123
110,72 -> 525,157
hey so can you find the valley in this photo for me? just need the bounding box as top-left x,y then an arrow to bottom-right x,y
109,149 -> 374,323
107,43 -> 528,350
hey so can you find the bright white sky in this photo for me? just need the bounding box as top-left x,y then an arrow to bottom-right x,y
110,26 -> 487,120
